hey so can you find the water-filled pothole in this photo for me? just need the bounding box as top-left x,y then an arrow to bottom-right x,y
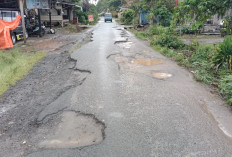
132,59 -> 163,66
152,73 -> 172,79
39,111 -> 105,149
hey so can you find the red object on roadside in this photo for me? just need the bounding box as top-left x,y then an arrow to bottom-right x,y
0,15 -> 21,50
176,0 -> 179,6
88,15 -> 94,22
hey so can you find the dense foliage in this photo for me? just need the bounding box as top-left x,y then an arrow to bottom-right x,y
175,0 -> 232,24
219,75 -> 232,104
121,9 -> 135,25
74,3 -> 99,24
155,33 -> 183,49
221,16 -> 232,36
153,5 -> 172,26
96,0 -> 125,13
214,36 -> 232,71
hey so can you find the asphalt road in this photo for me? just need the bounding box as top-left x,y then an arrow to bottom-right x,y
1,18 -> 232,157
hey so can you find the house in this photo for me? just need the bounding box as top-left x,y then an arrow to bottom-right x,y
40,0 -> 82,27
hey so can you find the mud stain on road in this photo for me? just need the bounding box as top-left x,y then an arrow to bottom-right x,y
39,111 -> 105,149
132,59 -> 163,66
152,73 -> 172,79
141,50 -> 151,53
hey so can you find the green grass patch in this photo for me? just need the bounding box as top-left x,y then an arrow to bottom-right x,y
0,48 -> 46,96
134,31 -> 148,40
179,34 -> 221,39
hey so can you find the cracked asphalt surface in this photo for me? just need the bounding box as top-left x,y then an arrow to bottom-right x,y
1,18 -> 232,157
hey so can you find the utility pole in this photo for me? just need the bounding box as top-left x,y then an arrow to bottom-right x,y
49,0 -> 52,30
176,0 -> 179,6
19,0 -> 27,43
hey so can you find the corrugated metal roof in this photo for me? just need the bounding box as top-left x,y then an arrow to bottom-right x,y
0,0 -> 18,8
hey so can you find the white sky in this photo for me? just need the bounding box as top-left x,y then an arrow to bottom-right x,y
89,0 -> 99,5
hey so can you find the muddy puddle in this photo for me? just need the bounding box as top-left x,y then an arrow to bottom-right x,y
152,73 -> 172,79
39,111 -> 105,149
132,59 -> 163,66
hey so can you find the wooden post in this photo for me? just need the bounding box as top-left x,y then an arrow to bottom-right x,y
19,0 -> 26,43
38,9 -> 41,36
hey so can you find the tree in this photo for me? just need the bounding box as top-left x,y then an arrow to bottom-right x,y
96,0 -> 109,13
175,0 -> 232,24
109,0 -> 124,11
96,0 -> 125,12
154,5 -> 173,26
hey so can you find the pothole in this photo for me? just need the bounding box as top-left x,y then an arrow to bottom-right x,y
114,40 -> 128,44
38,111 -> 105,149
132,59 -> 163,66
152,73 -> 172,79
115,41 -> 133,49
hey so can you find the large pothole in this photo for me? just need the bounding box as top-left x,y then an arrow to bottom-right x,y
38,111 -> 105,149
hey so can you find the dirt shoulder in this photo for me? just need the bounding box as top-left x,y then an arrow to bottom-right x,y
0,28 -> 93,157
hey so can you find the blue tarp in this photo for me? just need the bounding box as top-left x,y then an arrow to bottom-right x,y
139,9 -> 148,24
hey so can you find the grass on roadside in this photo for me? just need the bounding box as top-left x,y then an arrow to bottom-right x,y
0,48 -> 46,96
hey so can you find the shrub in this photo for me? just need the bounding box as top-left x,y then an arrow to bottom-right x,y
179,25 -> 191,34
155,33 -> 183,49
154,5 -> 173,27
213,36 -> 232,71
149,26 -> 158,35
135,31 -> 148,40
188,44 -> 216,84
219,75 -> 232,105
149,25 -> 169,35
121,9 -> 135,25
190,23 -> 203,34
221,16 -> 232,36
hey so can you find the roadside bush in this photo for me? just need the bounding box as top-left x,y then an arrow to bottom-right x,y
189,44 -> 217,84
190,23 -> 203,34
134,31 -> 148,40
213,36 -> 232,71
154,5 -> 173,27
179,25 -> 191,34
74,4 -> 99,25
75,10 -> 88,24
149,25 -> 169,35
219,75 -> 232,105
149,26 -> 158,35
155,33 -> 183,49
221,16 -> 232,36
121,9 -> 135,25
